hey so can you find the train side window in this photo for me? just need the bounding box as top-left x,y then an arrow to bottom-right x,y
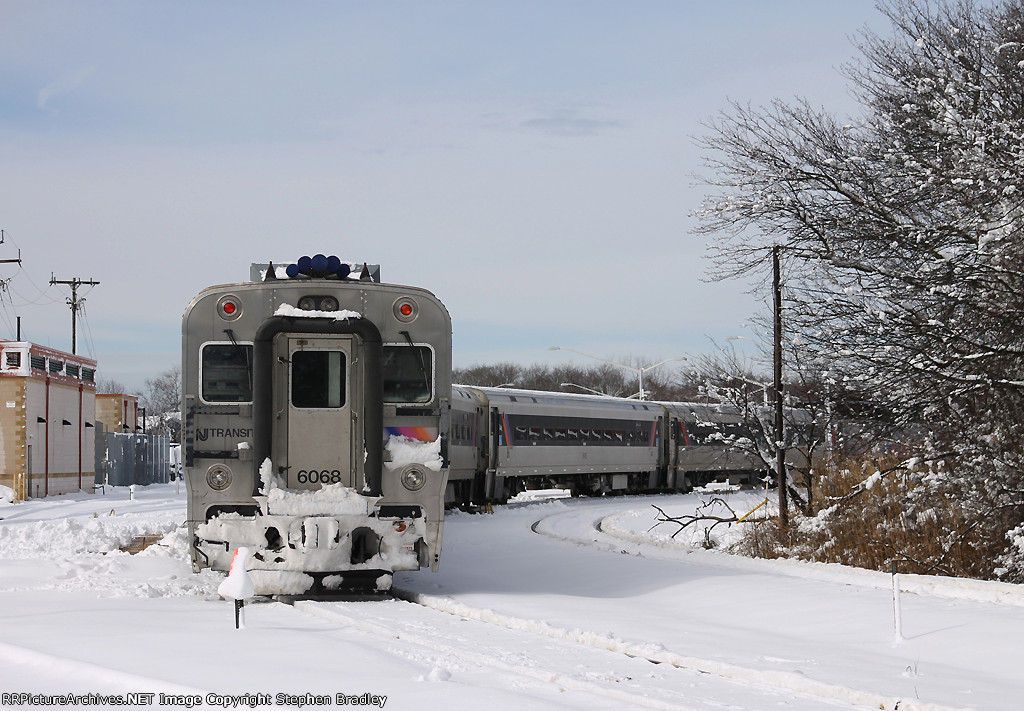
383,345 -> 433,403
201,343 -> 254,403
292,351 -> 346,408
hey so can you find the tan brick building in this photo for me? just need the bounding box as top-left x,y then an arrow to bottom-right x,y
0,342 -> 97,500
96,393 -> 139,434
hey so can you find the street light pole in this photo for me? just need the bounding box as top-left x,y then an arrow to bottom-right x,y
548,347 -> 686,400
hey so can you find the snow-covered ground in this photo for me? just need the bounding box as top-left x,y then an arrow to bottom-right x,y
0,484 -> 1019,710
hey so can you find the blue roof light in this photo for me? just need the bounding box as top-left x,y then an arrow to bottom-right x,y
285,254 -> 353,280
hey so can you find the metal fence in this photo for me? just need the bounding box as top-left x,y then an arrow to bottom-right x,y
96,429 -> 172,487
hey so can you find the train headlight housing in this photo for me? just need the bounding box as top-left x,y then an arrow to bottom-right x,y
399,464 -> 427,492
206,464 -> 233,491
298,295 -> 341,312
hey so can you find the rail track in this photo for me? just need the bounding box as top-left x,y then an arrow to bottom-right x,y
280,501 -> 965,711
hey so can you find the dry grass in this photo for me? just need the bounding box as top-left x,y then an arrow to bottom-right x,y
731,457 -> 1006,580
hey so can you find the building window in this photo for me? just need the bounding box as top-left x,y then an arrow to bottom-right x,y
30,355 -> 46,371
66,363 -> 80,378
81,368 -> 95,383
5,352 -> 20,368
48,360 -> 64,375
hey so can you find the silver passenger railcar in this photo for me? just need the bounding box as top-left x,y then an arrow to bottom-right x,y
182,255 -> 451,595
447,387 -> 668,504
662,402 -> 770,488
444,391 -> 798,506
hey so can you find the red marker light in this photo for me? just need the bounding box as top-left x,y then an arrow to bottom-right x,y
217,295 -> 242,320
394,297 -> 418,322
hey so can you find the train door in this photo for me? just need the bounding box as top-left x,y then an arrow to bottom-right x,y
274,334 -> 360,490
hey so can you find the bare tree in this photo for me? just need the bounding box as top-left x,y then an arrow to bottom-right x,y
96,375 -> 132,395
453,360 -> 697,401
695,0 -> 1024,578
140,365 -> 181,441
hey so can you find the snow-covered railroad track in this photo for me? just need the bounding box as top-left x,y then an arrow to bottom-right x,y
507,505 -> 966,711
291,597 -> 702,711
292,594 -> 908,711
394,586 -> 964,711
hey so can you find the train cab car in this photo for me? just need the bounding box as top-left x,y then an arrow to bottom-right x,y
181,256 -> 452,595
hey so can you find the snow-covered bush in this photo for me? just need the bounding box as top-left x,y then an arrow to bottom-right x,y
733,457 -> 1010,580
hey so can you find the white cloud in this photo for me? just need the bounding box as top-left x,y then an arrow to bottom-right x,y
37,66 -> 96,111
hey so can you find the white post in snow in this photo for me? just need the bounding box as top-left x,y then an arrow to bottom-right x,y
891,561 -> 903,640
218,547 -> 255,629
129,484 -> 136,501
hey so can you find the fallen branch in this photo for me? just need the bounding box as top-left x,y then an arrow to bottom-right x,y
649,497 -> 739,548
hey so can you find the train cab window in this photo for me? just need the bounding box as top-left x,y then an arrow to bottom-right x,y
201,344 -> 253,403
292,351 -> 346,408
382,345 -> 433,403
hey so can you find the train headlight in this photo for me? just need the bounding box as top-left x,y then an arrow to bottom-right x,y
399,464 -> 427,491
206,464 -> 233,491
298,295 -> 340,312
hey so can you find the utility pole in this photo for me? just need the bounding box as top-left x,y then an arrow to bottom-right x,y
50,275 -> 100,354
773,245 -> 788,528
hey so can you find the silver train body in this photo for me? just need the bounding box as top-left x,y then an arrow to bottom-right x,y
446,387 -> 797,506
182,258 -> 451,595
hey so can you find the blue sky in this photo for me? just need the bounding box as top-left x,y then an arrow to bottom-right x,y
0,1 -> 880,391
